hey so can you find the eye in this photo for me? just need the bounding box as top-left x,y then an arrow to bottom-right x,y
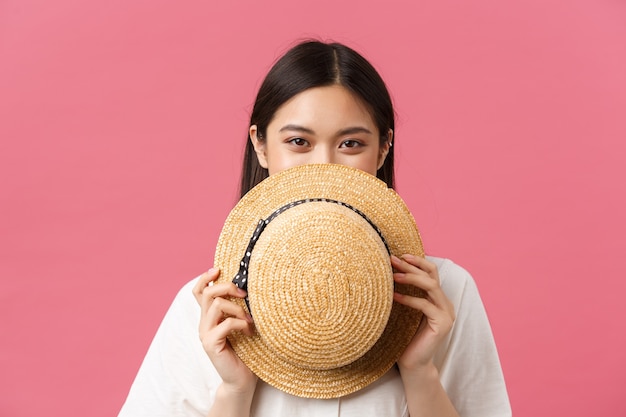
340,140 -> 362,148
288,137 -> 309,146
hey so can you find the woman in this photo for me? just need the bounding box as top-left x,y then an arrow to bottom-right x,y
119,40 -> 511,417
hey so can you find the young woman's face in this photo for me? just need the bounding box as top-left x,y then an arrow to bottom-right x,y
250,85 -> 391,176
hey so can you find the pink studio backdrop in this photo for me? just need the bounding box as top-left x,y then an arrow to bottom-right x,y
1,0 -> 625,416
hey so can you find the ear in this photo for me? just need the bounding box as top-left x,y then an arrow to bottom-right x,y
377,129 -> 393,170
249,125 -> 268,169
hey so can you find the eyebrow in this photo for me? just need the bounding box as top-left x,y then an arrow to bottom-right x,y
279,124 -> 315,134
278,124 -> 374,136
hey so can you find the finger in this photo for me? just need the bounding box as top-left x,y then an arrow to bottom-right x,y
201,317 -> 255,351
200,318 -> 254,357
192,268 -> 221,304
393,292 -> 455,329
400,254 -> 439,281
199,297 -> 254,343
393,269 -> 439,293
393,291 -> 435,315
392,265 -> 452,314
205,296 -> 253,328
394,271 -> 453,313
200,283 -> 247,316
391,255 -> 439,282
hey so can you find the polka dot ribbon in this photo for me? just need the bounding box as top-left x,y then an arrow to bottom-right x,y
232,198 -> 390,314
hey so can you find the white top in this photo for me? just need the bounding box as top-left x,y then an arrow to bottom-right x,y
118,257 -> 511,417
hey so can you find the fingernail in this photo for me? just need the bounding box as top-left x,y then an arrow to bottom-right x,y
246,313 -> 254,323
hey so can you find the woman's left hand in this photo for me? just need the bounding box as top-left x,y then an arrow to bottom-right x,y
391,254 -> 456,373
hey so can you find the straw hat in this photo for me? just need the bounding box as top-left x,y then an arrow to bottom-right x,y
214,163 -> 424,399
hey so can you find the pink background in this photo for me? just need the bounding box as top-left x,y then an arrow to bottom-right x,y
1,0 -> 625,416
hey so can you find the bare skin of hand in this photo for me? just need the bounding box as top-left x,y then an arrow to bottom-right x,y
391,255 -> 456,372
192,268 -> 258,394
390,255 -> 459,417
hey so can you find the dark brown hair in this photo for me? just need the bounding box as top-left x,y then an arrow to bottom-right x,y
240,40 -> 395,197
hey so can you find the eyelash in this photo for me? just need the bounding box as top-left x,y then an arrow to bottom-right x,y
340,140 -> 362,148
288,137 -> 308,146
287,138 -> 363,148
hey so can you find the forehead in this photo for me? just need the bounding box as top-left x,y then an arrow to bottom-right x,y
269,85 -> 377,131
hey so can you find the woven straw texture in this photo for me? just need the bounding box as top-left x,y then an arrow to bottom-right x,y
214,164 -> 424,399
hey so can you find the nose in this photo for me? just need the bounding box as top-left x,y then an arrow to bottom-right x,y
309,147 -> 334,165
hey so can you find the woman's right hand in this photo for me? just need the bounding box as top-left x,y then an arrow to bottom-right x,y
192,268 -> 258,395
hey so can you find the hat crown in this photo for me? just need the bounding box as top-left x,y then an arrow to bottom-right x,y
249,202 -> 394,370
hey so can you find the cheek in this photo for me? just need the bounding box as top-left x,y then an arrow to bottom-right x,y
336,153 -> 380,176
355,159 -> 380,177
265,147 -> 303,175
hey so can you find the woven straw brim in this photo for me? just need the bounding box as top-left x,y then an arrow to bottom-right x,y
214,164 -> 424,399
